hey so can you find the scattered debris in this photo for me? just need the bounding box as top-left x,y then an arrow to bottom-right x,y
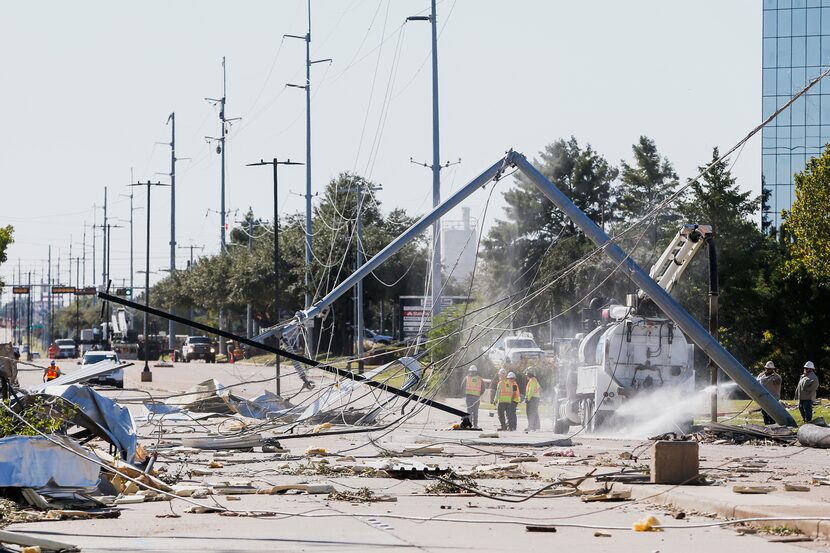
542,447 -> 575,457
327,487 -> 396,502
632,515 -> 662,532
581,489 -> 631,503
525,525 -> 557,533
732,486 -> 776,494
783,483 -> 810,492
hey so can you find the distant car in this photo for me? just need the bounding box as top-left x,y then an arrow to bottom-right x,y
488,335 -> 545,370
55,339 -> 77,359
365,329 -> 392,345
181,336 -> 216,363
31,351 -> 40,359
80,350 -> 124,389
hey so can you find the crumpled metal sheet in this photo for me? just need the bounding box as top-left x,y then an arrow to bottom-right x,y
0,435 -> 100,487
298,356 -> 421,423
30,359 -> 129,393
39,384 -> 138,464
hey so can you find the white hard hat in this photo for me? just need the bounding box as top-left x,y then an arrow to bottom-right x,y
764,361 -> 776,369
507,372 -> 517,379
468,365 -> 478,372
804,361 -> 815,370
498,368 -> 507,375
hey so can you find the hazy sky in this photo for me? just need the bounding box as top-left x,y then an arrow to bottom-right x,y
0,0 -> 762,296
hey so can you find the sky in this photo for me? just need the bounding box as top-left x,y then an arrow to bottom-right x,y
0,0 -> 762,297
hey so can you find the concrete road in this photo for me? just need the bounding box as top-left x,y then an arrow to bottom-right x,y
7,359 -> 828,551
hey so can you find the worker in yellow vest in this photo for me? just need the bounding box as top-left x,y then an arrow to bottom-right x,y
464,365 -> 483,428
525,369 -> 542,431
506,372 -> 520,431
43,360 -> 62,383
492,369 -> 512,431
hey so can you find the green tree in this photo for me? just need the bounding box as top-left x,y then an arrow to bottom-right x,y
614,136 -> 679,248
782,146 -> 830,285
0,226 -> 13,288
480,138 -> 618,330
675,148 -> 770,368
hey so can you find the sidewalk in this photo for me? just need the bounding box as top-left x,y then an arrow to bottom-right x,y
526,460 -> 830,539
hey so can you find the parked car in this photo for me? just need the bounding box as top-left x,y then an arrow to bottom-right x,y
80,350 -> 124,389
365,329 -> 393,345
55,338 -> 77,359
181,336 -> 216,363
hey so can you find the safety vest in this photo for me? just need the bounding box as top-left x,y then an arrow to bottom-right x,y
497,379 -> 513,403
465,375 -> 482,395
526,377 -> 541,400
45,365 -> 61,381
510,380 -> 520,403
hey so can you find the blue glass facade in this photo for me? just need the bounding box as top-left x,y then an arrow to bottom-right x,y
762,0 -> 830,228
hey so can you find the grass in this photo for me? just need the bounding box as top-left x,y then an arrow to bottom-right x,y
698,398 -> 830,426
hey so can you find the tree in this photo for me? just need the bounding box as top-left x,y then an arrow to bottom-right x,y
782,146 -> 830,286
675,148 -> 770,367
480,138 -> 618,330
0,226 -> 13,288
614,136 -> 679,248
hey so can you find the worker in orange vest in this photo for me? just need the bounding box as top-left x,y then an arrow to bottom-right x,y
43,360 -> 62,383
525,369 -> 542,431
464,365 -> 483,428
506,372 -> 520,431
491,369 -> 512,431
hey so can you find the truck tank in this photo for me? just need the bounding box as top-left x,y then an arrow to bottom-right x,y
554,305 -> 695,433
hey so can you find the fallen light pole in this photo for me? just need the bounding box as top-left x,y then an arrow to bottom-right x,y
258,150 -> 795,427
96,291 -> 471,424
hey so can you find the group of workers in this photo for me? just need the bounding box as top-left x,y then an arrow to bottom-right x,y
756,360 -> 821,424
464,365 -> 542,431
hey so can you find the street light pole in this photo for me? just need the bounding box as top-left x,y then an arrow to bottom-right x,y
246,157 -> 303,396
130,180 -> 170,382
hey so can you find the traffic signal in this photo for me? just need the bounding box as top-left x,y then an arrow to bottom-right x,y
115,287 -> 133,297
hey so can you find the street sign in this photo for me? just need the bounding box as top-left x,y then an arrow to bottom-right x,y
52,286 -> 76,294
12,286 -> 29,294
75,287 -> 96,296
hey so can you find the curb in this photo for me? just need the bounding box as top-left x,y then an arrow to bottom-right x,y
621,484 -> 830,539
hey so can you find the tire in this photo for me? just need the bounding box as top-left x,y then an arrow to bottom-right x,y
553,418 -> 570,434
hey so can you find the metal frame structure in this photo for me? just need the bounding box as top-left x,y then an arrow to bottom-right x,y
256,150 -> 795,427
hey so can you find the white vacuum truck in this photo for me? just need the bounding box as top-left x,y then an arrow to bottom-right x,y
553,224 -> 714,433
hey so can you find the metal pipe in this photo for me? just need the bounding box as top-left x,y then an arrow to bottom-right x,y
510,151 -> 796,427
97,291 -> 469,420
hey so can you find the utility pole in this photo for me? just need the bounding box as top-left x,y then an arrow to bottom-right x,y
287,1 -> 331,357
408,0 -> 444,319
102,187 -> 108,288
206,58 -> 240,356
246,157 -> 303,394
121,175 -> 142,298
168,112 -> 177,351
82,223 -> 86,288
344,179 -> 381,373
91,208 -> 97,293
26,271 -> 31,360
68,236 -> 73,288
178,243 -> 204,335
130,180 -> 170,382
47,246 -> 52,346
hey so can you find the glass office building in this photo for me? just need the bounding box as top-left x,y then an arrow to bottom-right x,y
762,0 -> 830,228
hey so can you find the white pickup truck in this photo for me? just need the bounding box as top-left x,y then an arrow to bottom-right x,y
488,335 -> 545,370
